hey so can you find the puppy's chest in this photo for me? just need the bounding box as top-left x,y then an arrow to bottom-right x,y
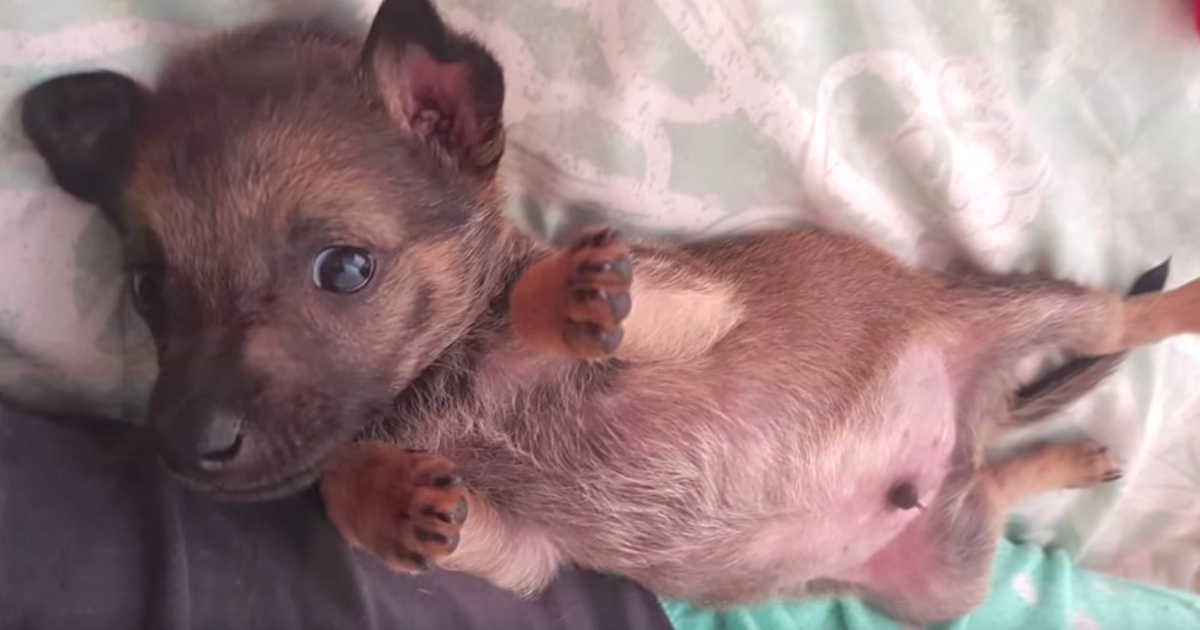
413,337 -> 960,504
398,341 -> 608,450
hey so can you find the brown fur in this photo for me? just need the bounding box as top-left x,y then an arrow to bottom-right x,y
17,0 -> 1196,624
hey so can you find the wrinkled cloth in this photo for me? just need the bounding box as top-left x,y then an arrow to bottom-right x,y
0,402 -> 673,630
663,540 -> 1200,630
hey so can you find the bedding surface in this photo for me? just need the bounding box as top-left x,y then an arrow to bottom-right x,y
4,0 -> 1200,606
0,402 -> 674,630
662,540 -> 1200,630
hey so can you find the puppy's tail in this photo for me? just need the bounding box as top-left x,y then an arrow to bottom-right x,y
1009,259 -> 1171,425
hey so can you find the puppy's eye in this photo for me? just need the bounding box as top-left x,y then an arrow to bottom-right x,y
312,246 -> 374,294
130,268 -> 163,312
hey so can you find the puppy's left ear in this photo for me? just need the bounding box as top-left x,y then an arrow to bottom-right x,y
21,70 -> 149,231
362,0 -> 505,179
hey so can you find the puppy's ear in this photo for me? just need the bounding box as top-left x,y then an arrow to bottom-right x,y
21,71 -> 148,229
362,0 -> 505,178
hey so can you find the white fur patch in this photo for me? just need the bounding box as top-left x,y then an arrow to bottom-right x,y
618,279 -> 744,363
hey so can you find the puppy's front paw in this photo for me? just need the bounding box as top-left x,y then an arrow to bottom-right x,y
320,442 -> 467,571
562,227 -> 632,358
510,225 -> 633,360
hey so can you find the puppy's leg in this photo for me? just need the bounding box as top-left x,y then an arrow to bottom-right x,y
319,442 -> 467,571
853,440 -> 1119,624
1110,275 -> 1200,349
439,493 -> 564,596
968,267 -> 1200,360
509,226 -> 633,359
510,227 -> 747,363
1007,261 -> 1170,426
320,442 -> 563,594
984,439 -> 1121,498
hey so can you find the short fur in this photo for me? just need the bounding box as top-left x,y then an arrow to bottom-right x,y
19,0 -> 1200,623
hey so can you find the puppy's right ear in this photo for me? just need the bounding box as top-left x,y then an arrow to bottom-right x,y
362,0 -> 506,179
21,71 -> 148,228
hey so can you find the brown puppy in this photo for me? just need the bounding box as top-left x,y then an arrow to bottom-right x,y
18,0 -> 1199,623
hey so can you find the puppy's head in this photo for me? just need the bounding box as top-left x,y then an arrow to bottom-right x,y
21,0 -> 513,500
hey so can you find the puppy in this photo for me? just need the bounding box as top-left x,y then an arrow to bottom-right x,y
19,0 -> 1199,623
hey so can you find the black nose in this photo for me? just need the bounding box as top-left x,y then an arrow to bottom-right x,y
196,410 -> 245,470
152,409 -> 246,476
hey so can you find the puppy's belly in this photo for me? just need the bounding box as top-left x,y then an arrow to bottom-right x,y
453,340 -> 959,602
741,343 -> 958,587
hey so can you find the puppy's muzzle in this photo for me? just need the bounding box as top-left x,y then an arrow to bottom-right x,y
147,332 -> 262,484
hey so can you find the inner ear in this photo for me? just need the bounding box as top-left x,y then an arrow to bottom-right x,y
362,0 -> 506,178
21,70 -> 148,230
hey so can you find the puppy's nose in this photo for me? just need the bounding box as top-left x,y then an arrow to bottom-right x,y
153,407 -> 247,477
197,410 -> 245,470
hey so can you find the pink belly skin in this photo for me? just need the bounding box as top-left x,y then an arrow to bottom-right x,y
843,509 -> 943,601
834,342 -> 956,569
742,342 -> 958,580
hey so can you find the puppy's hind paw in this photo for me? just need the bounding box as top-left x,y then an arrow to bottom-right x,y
1054,440 -> 1122,489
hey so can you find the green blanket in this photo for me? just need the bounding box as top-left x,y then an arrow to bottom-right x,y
663,539 -> 1200,629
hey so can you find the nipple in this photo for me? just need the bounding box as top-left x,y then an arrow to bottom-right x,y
887,481 -> 923,511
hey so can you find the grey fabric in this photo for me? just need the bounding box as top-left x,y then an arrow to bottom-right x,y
0,402 -> 673,630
